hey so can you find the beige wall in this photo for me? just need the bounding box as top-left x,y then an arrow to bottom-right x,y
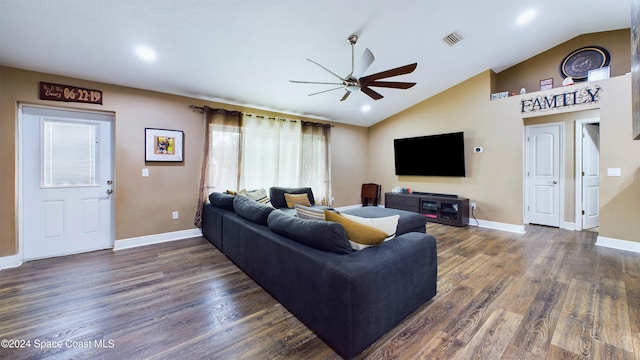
0,66 -> 367,257
369,70 -> 640,243
369,71 -> 525,225
496,29 -> 630,96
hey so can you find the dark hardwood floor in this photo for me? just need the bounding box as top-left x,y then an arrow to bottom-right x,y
1,224 -> 638,359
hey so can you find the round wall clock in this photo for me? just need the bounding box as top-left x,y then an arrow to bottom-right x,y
560,46 -> 610,81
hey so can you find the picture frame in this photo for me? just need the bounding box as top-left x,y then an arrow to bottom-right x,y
539,78 -> 553,91
145,128 -> 184,162
588,66 -> 610,82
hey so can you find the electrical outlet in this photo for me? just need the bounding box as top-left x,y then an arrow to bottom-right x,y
471,202 -> 477,210
172,211 -> 179,220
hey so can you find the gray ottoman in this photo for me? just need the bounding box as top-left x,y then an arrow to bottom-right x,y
341,207 -> 427,235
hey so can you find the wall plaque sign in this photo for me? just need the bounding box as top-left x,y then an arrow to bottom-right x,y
520,85 -> 602,113
39,82 -> 103,105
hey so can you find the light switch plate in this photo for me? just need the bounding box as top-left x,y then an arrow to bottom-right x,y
142,168 -> 149,177
607,168 -> 621,177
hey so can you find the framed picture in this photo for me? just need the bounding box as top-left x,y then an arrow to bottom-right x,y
540,78 -> 553,91
588,66 -> 610,81
145,128 -> 184,162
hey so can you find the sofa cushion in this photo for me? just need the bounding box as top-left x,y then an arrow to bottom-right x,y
208,192 -> 235,211
233,194 -> 274,225
269,187 -> 315,209
284,193 -> 312,208
324,210 -> 388,247
267,210 -> 353,254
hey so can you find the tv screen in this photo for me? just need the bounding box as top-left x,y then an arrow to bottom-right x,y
394,132 -> 466,177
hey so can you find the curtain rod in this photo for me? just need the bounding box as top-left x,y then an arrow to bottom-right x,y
190,105 -> 333,127
189,105 -> 241,116
244,112 -> 333,128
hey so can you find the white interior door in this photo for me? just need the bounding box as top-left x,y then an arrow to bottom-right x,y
582,123 -> 600,229
20,106 -> 114,260
526,124 -> 561,227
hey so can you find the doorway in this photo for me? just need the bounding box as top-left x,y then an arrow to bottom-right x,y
525,122 -> 563,227
575,119 -> 600,231
19,105 -> 115,261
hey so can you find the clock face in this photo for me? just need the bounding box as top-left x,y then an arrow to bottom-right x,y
560,46 -> 610,81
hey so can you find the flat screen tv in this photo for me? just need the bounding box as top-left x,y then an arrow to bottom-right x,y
394,131 -> 466,177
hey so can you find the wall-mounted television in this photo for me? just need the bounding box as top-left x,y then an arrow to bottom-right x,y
394,131 -> 466,177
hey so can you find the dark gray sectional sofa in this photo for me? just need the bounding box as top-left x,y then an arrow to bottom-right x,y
201,189 -> 438,359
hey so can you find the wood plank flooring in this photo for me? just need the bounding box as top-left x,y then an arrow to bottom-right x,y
1,224 -> 639,359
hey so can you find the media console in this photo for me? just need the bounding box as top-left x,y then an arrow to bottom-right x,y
385,192 -> 469,227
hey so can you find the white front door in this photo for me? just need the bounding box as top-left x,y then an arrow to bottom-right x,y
526,124 -> 562,227
582,123 -> 600,229
20,106 -> 114,260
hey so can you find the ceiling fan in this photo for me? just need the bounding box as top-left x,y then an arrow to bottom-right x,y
290,34 -> 417,101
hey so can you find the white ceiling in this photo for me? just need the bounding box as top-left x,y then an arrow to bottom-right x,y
0,0 -> 631,127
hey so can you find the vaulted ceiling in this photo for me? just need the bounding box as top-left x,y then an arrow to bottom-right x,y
0,1 -> 631,127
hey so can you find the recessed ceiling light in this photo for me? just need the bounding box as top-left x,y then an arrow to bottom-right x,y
135,46 -> 157,62
516,9 -> 536,26
361,104 -> 371,112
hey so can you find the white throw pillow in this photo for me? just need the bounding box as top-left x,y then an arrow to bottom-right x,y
340,213 -> 400,250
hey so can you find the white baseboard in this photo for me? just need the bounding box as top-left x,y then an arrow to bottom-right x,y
114,228 -> 203,251
596,235 -> 640,254
0,254 -> 23,270
562,222 -> 576,231
470,219 -> 526,234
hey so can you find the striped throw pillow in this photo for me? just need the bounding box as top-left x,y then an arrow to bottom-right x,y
295,204 -> 325,220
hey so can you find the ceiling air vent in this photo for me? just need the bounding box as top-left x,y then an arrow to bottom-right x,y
443,32 -> 463,46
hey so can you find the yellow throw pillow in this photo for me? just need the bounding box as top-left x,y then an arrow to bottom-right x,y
284,193 -> 312,208
324,210 -> 388,246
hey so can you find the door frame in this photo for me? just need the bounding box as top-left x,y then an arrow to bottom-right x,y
17,103 -> 116,263
523,122 -> 565,227
574,118 -> 600,231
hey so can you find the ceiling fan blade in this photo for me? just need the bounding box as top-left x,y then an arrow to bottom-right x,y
360,86 -> 384,100
365,80 -> 416,89
290,80 -> 344,85
306,58 -> 346,82
353,48 -> 374,78
308,86 -> 344,96
360,63 -> 417,82
340,91 -> 351,102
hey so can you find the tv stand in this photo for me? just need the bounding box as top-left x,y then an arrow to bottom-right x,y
385,192 -> 469,227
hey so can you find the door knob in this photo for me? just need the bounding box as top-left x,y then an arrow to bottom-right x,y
552,180 -> 558,184
106,189 -> 113,195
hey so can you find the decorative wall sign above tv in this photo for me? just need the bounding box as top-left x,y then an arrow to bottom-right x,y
560,46 -> 610,81
520,85 -> 602,113
39,82 -> 103,105
145,128 -> 184,162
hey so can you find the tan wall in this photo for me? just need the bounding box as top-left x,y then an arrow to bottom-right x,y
0,66 -> 367,256
369,70 -> 525,225
496,29 -> 630,96
329,124 -> 369,207
369,69 -> 640,243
